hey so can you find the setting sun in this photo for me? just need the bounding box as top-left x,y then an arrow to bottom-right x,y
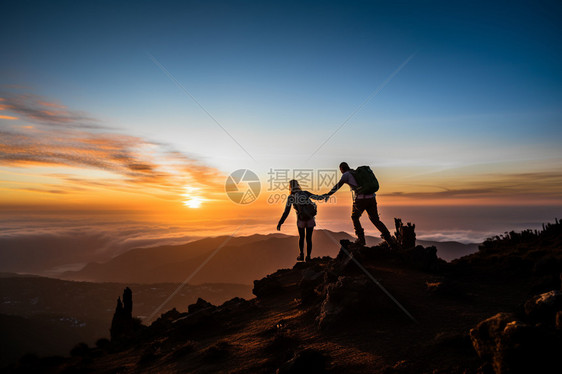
183,196 -> 203,208
182,187 -> 205,208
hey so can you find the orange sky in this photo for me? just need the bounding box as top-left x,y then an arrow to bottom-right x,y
1,91 -> 562,243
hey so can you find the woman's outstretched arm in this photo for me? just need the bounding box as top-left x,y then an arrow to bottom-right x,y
277,195 -> 293,230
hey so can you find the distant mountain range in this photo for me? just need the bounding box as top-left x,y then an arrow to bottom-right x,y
60,231 -> 478,285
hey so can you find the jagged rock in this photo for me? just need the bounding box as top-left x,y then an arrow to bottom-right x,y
188,298 -> 215,314
171,307 -> 217,336
293,262 -> 311,270
524,290 -> 562,324
253,274 -> 285,298
162,307 -> 182,320
332,240 -> 387,275
401,245 -> 442,272
333,248 -> 363,275
470,312 -> 561,374
276,348 -> 328,374
556,311 -> 562,330
220,297 -> 249,312
316,275 -> 391,329
298,267 -> 325,304
110,287 -> 134,343
394,218 -> 416,249
123,287 -> 132,316
336,238 -> 441,274
148,308 -> 185,333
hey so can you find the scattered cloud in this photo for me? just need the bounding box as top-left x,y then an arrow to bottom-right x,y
0,91 -> 226,201
0,93 -> 99,128
0,115 -> 18,120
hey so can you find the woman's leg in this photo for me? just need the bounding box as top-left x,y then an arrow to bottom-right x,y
298,227 -> 305,256
305,227 -> 313,258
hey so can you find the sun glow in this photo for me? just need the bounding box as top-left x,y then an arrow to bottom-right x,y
182,187 -> 205,209
184,196 -> 203,208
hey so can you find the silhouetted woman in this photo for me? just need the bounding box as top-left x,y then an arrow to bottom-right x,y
277,179 -> 324,262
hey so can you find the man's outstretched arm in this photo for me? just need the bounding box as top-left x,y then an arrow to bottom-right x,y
309,193 -> 325,200
325,176 -> 346,197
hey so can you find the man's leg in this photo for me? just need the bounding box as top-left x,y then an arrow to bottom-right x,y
365,198 -> 393,243
351,199 -> 366,245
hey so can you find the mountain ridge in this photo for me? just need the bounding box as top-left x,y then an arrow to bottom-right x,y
61,230 -> 477,284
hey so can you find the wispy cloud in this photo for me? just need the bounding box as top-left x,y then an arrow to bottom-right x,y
0,93 -> 101,128
0,91 -> 226,201
387,171 -> 562,200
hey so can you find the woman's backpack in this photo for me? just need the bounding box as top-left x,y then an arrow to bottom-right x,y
293,191 -> 317,221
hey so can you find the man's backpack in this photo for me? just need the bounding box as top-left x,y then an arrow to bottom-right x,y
293,191 -> 317,221
351,165 -> 380,194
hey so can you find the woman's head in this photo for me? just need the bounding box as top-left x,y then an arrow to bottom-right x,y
289,179 -> 301,193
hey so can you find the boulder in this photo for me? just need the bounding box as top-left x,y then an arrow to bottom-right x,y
524,290 -> 562,324
188,298 -> 215,314
220,297 -> 249,312
401,245 -> 442,272
470,312 -> 561,374
298,267 -> 325,304
253,275 -> 284,299
316,275 -> 392,329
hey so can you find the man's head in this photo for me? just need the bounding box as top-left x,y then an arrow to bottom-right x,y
339,162 -> 350,173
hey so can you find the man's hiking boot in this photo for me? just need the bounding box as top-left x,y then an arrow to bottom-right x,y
354,238 -> 366,246
296,253 -> 304,262
305,255 -> 311,262
354,229 -> 366,246
384,236 -> 401,251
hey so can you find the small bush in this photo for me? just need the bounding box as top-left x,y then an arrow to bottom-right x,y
95,338 -> 111,350
70,342 -> 90,357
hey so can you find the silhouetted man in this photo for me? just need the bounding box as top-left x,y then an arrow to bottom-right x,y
323,162 -> 396,247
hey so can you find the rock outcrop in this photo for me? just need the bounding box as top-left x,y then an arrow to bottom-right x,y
470,289 -> 562,374
524,290 -> 562,324
394,218 -> 416,249
110,287 -> 134,343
